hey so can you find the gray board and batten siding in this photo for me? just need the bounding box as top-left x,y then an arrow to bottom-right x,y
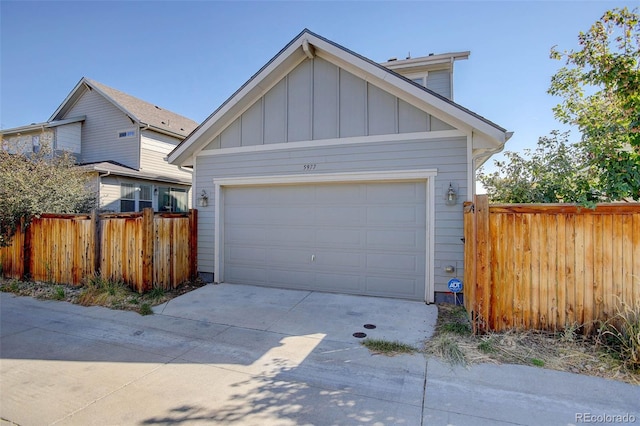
193,56 -> 467,300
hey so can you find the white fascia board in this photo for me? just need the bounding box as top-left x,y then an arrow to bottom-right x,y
381,51 -> 470,69
168,41 -> 308,166
0,116 -> 86,135
49,77 -> 87,121
1,121 -> 49,135
198,130 -> 465,157
47,116 -> 86,127
310,37 -> 506,148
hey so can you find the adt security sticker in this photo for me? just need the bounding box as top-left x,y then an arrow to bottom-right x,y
447,278 -> 463,293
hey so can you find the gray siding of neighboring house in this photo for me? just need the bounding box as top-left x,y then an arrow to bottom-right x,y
61,88 -> 140,169
202,57 -> 453,151
426,70 -> 452,99
140,130 -> 192,182
56,122 -> 82,153
98,175 -> 123,212
195,136 -> 468,293
3,129 -> 55,155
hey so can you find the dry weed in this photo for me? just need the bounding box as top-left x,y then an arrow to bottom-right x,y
424,304 -> 639,385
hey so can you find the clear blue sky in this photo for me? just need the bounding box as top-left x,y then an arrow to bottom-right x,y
1,1 -> 635,172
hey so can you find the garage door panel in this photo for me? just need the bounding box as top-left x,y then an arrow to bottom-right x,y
365,275 -> 419,298
315,272 -> 361,292
226,206 -> 271,224
366,253 -> 418,273
366,206 -> 421,225
315,206 -> 362,224
266,228 -> 315,245
365,182 -> 425,202
267,186 -> 315,203
266,207 -> 316,225
267,248 -> 313,265
315,185 -> 362,203
313,250 -> 362,268
227,246 -> 266,264
366,229 -> 418,249
226,265 -> 267,284
225,226 -> 267,244
315,229 -> 362,246
268,269 -> 315,287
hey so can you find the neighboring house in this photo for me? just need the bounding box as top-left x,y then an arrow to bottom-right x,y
168,29 -> 511,303
1,78 -> 198,213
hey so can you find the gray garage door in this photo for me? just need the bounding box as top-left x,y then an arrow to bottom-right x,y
223,181 -> 426,300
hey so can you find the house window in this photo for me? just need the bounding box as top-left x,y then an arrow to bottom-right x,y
120,183 -> 154,212
139,185 -> 152,210
120,183 -> 136,212
32,135 -> 41,153
158,187 -> 188,212
118,130 -> 136,138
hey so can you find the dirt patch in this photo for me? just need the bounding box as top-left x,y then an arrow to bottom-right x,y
424,303 -> 639,386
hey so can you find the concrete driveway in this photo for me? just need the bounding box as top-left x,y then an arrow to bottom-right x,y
1,283 -> 639,425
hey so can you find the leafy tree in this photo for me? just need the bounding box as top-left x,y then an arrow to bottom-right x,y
549,7 -> 640,201
478,131 -> 599,204
0,139 -> 97,246
481,7 -> 639,203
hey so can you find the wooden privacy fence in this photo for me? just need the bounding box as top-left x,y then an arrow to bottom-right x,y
464,195 -> 640,334
0,209 -> 198,293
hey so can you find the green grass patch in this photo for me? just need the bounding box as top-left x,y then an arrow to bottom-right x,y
530,358 -> 545,367
78,275 -> 129,307
139,303 -> 153,316
478,337 -> 497,354
440,322 -> 471,335
148,287 -> 165,300
52,286 -> 65,300
361,339 -> 417,355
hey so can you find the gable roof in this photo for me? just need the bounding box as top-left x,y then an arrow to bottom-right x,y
168,29 -> 511,166
50,78 -> 198,139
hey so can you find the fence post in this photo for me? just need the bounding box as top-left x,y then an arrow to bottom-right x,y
22,217 -> 31,281
91,210 -> 100,278
141,208 -> 154,293
475,195 -> 491,332
463,201 -> 477,333
189,209 -> 198,281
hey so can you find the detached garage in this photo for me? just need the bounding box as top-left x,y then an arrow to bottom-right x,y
168,29 -> 511,303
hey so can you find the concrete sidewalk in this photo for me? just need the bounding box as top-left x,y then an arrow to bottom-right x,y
1,284 -> 638,425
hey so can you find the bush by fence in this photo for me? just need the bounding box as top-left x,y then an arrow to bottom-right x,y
0,209 -> 197,293
464,195 -> 640,334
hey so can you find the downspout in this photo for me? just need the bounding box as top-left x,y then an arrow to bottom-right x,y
96,170 -> 111,211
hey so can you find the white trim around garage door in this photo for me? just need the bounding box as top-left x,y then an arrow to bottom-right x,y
213,169 -> 438,303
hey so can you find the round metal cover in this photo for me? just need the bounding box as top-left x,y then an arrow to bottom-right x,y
363,324 -> 376,329
352,332 -> 367,338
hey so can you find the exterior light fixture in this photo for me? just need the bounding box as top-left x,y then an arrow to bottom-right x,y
198,189 -> 209,207
445,183 -> 457,206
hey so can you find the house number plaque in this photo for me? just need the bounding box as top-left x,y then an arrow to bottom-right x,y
303,164 -> 317,170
